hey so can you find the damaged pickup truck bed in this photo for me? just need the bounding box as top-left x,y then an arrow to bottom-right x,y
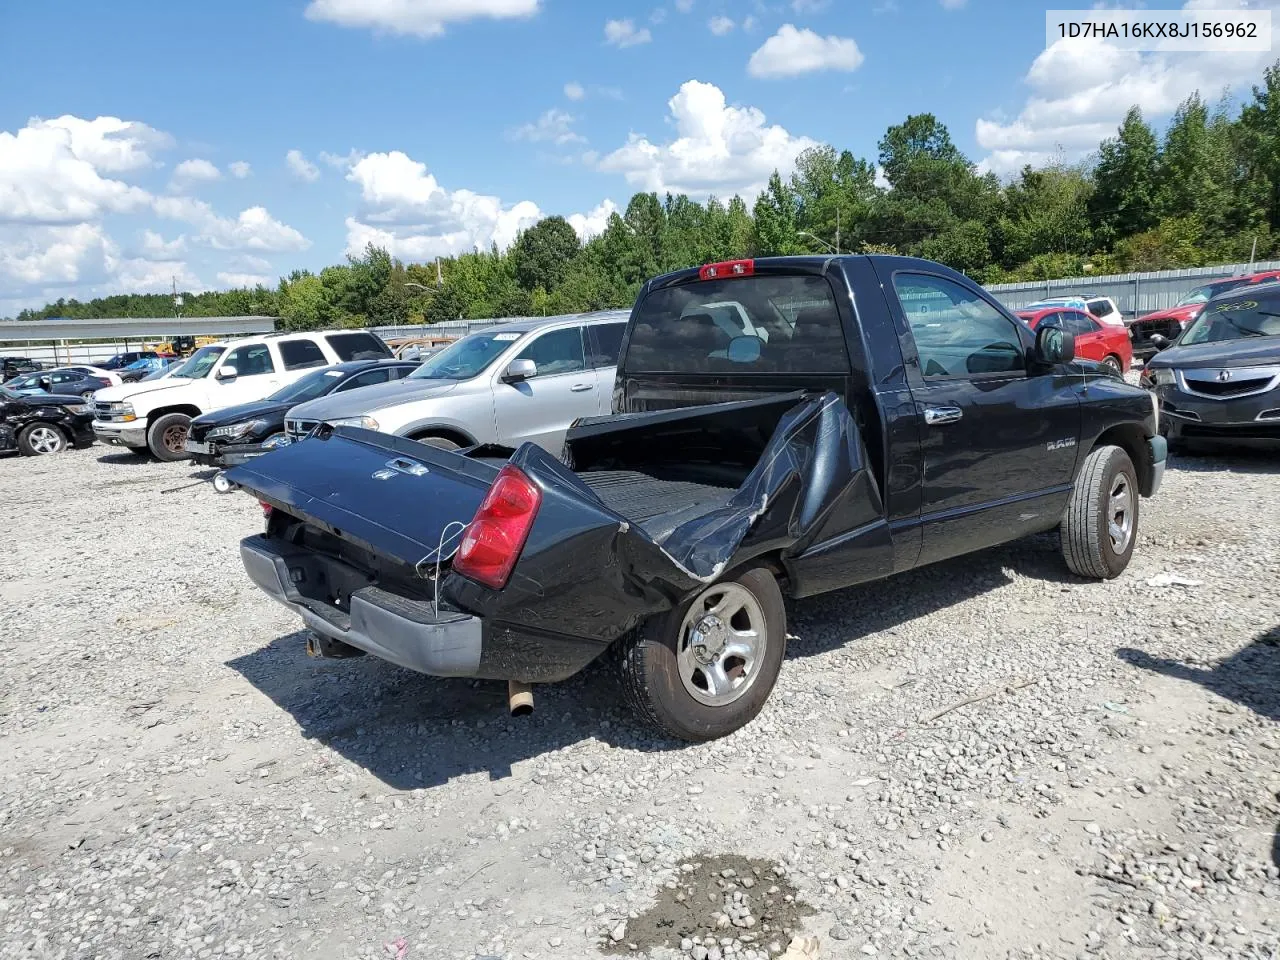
228,255 -> 1166,741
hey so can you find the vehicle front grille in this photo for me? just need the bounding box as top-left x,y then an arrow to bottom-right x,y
93,402 -> 130,422
1129,318 -> 1182,347
1177,367 -> 1280,400
285,418 -> 320,440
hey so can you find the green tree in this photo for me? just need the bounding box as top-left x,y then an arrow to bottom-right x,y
1090,107 -> 1160,247
511,216 -> 582,292
752,171 -> 799,255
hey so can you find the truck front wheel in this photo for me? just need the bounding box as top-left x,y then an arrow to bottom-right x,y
147,413 -> 192,462
614,566 -> 786,742
1060,444 -> 1139,579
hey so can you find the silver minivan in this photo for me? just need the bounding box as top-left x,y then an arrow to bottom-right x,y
283,311 -> 630,453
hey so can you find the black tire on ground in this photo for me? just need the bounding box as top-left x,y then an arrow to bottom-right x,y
1061,444 -> 1139,579
613,566 -> 786,742
122,446 -> 151,457
413,434 -> 460,451
18,423 -> 67,456
147,412 -> 192,462
1103,355 -> 1123,375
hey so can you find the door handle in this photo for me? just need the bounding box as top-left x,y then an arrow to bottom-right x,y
923,406 -> 963,425
570,383 -> 594,392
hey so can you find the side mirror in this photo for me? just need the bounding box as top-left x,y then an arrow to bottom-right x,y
726,336 -> 763,364
1149,333 -> 1169,349
216,365 -> 238,381
38,376 -> 53,392
502,358 -> 537,383
1034,324 -> 1076,366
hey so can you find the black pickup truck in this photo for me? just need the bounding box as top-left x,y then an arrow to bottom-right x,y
227,255 -> 1166,741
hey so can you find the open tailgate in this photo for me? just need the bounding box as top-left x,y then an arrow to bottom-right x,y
224,427 -> 499,568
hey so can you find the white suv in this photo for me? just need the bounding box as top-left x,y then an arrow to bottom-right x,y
92,330 -> 391,460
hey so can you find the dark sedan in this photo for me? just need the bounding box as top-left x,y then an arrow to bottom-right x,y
5,368 -> 113,400
0,384 -> 95,456
186,359 -> 419,471
1141,282 -> 1280,449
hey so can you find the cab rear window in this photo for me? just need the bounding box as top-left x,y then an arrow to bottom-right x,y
325,332 -> 392,361
623,275 -> 850,373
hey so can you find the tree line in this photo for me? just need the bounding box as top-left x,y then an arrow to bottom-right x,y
16,62 -> 1280,328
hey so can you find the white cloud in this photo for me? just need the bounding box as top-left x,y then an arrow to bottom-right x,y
595,79 -> 819,199
511,109 -> 585,145
675,0 -> 693,10
0,117 -> 155,224
115,258 -> 202,295
975,3 -> 1280,171
140,230 -> 187,258
217,271 -> 273,288
286,149 -> 320,182
709,16 -> 735,35
939,0 -> 965,8
172,158 -> 221,183
154,196 -> 311,252
319,148 -> 364,170
743,15 -> 757,30
342,149 -> 545,259
873,165 -> 890,190
564,81 -> 586,101
568,199 -> 618,241
0,223 -> 111,286
304,0 -> 540,37
792,0 -> 828,10
228,160 -> 252,179
748,24 -> 864,78
651,7 -> 667,24
605,19 -> 652,47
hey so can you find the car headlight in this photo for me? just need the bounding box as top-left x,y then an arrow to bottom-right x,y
67,403 -> 92,415
261,433 -> 291,450
327,415 -> 380,431
1150,368 -> 1175,386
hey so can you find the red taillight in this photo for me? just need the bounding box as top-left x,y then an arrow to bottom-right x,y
452,464 -> 542,590
259,500 -> 272,518
699,259 -> 754,281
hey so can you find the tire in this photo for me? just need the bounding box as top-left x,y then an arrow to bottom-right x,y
147,412 -> 192,462
212,471 -> 237,494
1061,444 -> 1139,580
413,434 -> 460,451
613,566 -> 786,742
1102,355 -> 1123,375
18,423 -> 67,456
80,390 -> 95,401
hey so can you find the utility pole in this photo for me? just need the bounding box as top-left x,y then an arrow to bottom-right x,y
436,257 -> 443,287
835,208 -> 840,255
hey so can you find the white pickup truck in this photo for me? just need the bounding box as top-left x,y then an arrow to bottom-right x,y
92,330 -> 391,460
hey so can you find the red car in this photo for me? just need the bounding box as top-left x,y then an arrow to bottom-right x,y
1016,306 -> 1132,375
1129,269 -> 1280,360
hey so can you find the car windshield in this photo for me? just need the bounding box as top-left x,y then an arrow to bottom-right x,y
0,385 -> 19,400
169,345 -> 225,379
1180,294 -> 1280,344
122,358 -> 153,370
1176,279 -> 1247,306
268,367 -> 344,403
408,332 -> 519,380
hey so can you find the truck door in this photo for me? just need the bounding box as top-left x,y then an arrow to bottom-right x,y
492,325 -> 600,453
212,342 -> 280,411
886,270 -> 1081,566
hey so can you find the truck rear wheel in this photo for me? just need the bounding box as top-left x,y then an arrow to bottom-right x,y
1061,444 -> 1138,579
148,413 -> 192,462
614,566 -> 786,742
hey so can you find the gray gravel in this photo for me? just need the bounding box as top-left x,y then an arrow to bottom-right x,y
1,444 -> 1277,960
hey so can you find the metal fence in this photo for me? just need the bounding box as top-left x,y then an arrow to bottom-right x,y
985,260 -> 1280,317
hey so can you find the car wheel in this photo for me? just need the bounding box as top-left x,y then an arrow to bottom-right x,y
1061,444 -> 1139,580
613,566 -> 786,742
212,471 -> 237,494
18,423 -> 67,456
80,390 -> 95,401
1102,355 -> 1123,375
147,412 -> 192,462
413,434 -> 460,451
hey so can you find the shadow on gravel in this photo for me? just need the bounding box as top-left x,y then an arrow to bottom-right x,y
228,631 -> 675,790
1117,624 -> 1280,869
785,531 -> 1079,659
1167,448 -> 1280,475
96,450 -> 155,465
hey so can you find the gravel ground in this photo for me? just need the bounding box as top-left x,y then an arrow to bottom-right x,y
1,442 -> 1277,960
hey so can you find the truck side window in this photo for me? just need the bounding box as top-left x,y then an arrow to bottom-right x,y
222,344 -> 276,377
279,339 -> 328,370
515,327 -> 586,377
587,322 -> 626,368
894,274 -> 1023,378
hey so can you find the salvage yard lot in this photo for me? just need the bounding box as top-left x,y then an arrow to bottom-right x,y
1,447 -> 1277,960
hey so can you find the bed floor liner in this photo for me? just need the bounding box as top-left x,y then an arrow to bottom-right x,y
576,469 -> 736,540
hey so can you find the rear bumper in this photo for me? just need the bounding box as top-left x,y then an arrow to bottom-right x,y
186,439 -> 277,468
240,535 -> 484,677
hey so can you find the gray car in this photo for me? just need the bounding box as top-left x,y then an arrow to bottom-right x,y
283,311 -> 630,452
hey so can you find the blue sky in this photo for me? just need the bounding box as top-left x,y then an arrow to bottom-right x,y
2,0 -> 1278,313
